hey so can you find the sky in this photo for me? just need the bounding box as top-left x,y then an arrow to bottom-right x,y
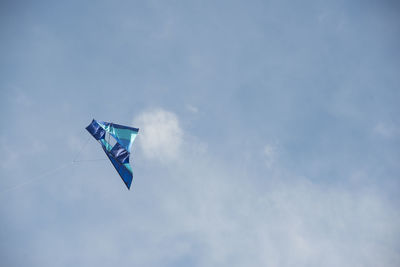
1,0 -> 399,266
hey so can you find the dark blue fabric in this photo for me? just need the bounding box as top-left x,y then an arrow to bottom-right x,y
103,147 -> 133,189
86,119 -> 105,140
110,143 -> 130,164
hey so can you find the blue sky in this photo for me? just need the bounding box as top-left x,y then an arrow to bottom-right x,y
1,0 -> 399,266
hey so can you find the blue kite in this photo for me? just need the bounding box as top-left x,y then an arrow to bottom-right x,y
86,119 -> 139,189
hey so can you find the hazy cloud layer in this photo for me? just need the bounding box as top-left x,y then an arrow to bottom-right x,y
135,109 -> 183,162
0,0 -> 399,266
128,109 -> 400,267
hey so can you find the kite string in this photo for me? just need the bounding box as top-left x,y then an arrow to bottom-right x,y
0,135 -> 104,196
72,158 -> 107,162
72,136 -> 90,163
0,162 -> 73,196
72,137 -> 107,163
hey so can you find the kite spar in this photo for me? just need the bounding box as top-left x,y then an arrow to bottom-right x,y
86,119 -> 139,189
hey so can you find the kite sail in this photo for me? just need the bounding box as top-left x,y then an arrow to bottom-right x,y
86,119 -> 139,189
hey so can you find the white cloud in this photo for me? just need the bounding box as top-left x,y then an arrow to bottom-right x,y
14,90 -> 33,107
4,108 -> 399,267
112,153 -> 400,267
135,108 -> 183,162
263,143 -> 278,168
0,136 -> 19,169
373,122 -> 399,138
125,110 -> 399,266
186,104 -> 199,114
0,135 -> 46,169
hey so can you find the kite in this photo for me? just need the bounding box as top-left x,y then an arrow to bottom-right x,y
86,119 -> 139,189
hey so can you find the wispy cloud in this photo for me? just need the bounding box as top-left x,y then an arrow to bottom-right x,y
122,109 -> 399,266
135,108 -> 183,162
1,0 -> 399,266
373,122 -> 399,138
263,143 -> 278,168
185,104 -> 199,114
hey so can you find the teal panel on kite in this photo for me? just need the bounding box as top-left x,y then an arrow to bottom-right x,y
86,119 -> 139,189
